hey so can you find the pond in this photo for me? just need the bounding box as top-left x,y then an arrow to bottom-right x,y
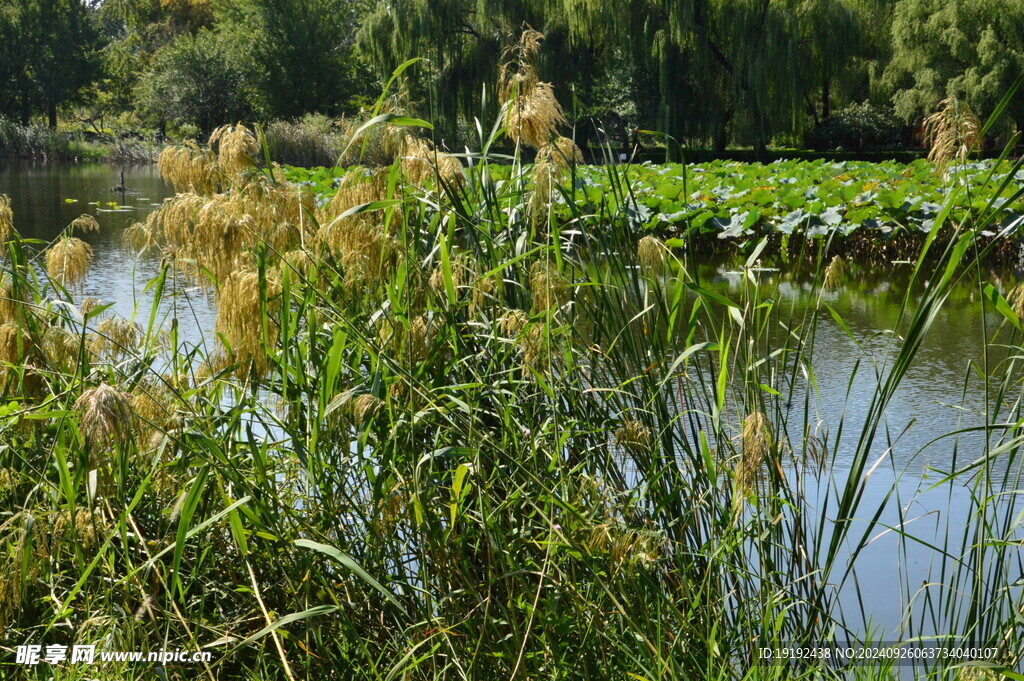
0,161 -> 216,348
2,161 -> 1021,653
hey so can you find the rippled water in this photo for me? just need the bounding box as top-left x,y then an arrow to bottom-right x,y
0,161 -> 217,348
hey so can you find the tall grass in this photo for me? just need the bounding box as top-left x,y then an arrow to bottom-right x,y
2,49 -> 1024,680
0,116 -> 161,163
0,117 -> 71,160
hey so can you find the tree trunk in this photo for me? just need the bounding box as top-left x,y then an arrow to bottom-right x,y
714,109 -> 733,156
19,92 -> 30,126
822,77 -> 831,121
48,104 -> 57,129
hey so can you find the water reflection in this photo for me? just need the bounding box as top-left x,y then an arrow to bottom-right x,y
0,161 -> 216,348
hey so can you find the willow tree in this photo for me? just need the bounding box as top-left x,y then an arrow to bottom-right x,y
358,0 -> 614,143
795,0 -> 881,124
883,0 -> 1024,132
359,0 -> 884,155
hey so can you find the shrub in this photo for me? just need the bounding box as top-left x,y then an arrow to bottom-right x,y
804,102 -> 905,151
0,116 -> 71,159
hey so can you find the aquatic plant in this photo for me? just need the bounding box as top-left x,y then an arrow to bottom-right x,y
0,194 -> 12,243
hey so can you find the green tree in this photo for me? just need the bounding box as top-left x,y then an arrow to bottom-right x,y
358,0 -> 888,157
219,0 -> 368,120
0,0 -> 102,127
137,28 -> 253,134
883,0 -> 1024,129
87,0 -> 214,128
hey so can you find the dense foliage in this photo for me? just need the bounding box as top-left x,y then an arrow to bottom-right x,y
3,81 -> 1024,679
2,0 -> 1023,155
286,158 -> 1024,254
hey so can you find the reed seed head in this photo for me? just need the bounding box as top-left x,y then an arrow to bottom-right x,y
520,323 -> 550,369
210,124 -> 259,178
736,411 -> 772,499
0,276 -> 23,323
822,255 -> 846,290
132,380 -> 177,448
637,235 -> 666,277
42,326 -> 80,369
503,82 -> 565,150
75,383 -> 134,448
0,322 -> 33,365
615,419 -> 655,452
53,507 -> 106,551
0,194 -> 13,243
352,393 -> 381,425
215,268 -> 281,376
1007,282 -> 1024,319
469,272 -> 503,314
530,261 -> 569,313
45,237 -> 93,289
158,142 -> 220,194
80,297 -> 103,317
71,214 -> 100,234
537,136 -> 583,170
924,97 -> 981,174
89,317 -> 141,360
497,308 -> 529,337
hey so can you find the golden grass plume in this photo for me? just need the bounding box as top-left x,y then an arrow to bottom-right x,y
924,97 -> 981,174
215,268 -> 281,375
822,255 -> 847,290
736,411 -> 772,500
158,142 -> 220,194
75,383 -> 134,449
499,29 -> 565,149
0,194 -> 13,243
45,237 -> 93,289
71,214 -> 100,234
637,235 -> 666,277
209,124 -> 259,178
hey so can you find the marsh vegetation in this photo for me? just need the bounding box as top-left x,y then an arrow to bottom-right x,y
2,31 -> 1024,680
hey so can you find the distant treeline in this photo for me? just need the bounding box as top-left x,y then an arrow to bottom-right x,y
1,0 -> 1022,156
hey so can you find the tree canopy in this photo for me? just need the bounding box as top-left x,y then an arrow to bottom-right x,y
2,0 -> 1022,152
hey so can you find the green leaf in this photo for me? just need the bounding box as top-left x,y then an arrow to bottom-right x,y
983,283 -> 1022,330
296,539 -> 406,614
